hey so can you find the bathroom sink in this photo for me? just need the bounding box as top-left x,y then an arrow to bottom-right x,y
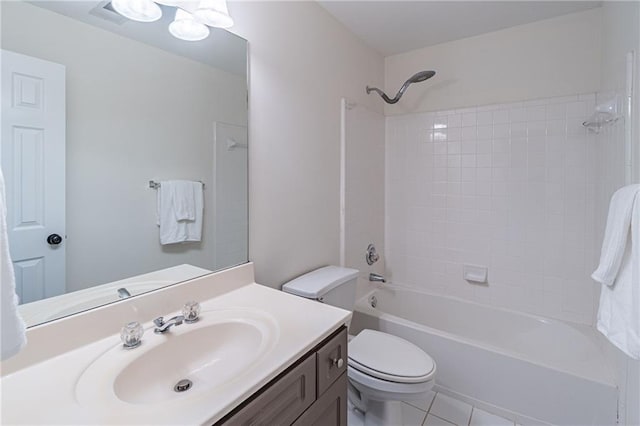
76,309 -> 279,407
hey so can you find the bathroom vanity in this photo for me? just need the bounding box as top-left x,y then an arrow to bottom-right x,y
0,263 -> 350,425
218,327 -> 348,425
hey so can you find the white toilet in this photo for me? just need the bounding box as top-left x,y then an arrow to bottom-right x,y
282,266 -> 436,426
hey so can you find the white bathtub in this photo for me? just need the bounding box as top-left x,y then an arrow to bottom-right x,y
350,285 -> 617,426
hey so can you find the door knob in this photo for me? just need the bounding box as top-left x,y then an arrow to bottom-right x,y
46,233 -> 63,245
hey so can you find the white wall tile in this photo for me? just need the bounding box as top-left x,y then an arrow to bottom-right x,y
492,109 -> 510,124
386,93 -> 598,324
477,111 -> 493,126
462,112 -> 477,127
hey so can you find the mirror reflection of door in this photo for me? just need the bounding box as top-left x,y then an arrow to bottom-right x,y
1,49 -> 66,304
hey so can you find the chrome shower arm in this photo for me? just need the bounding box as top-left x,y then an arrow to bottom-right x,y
366,85 -> 402,104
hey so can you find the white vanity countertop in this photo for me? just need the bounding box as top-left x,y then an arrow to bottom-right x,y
0,266 -> 350,425
17,264 -> 212,327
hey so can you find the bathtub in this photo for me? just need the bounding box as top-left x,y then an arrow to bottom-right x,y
350,285 -> 617,426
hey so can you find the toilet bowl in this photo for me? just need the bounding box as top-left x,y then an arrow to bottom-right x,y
282,266 -> 437,425
347,329 -> 435,425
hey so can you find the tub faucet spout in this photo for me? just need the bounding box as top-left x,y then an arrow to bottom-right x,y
369,273 -> 386,283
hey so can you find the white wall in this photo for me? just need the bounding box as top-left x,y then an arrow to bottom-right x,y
384,9 -> 602,116
596,2 -> 640,425
342,100 -> 385,297
1,2 -> 247,292
214,122 -> 248,270
230,2 -> 384,288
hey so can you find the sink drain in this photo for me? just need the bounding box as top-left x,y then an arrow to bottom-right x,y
174,379 -> 193,392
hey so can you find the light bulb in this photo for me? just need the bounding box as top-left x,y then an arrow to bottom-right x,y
111,0 -> 162,22
153,0 -> 186,6
193,0 -> 233,28
169,8 -> 210,41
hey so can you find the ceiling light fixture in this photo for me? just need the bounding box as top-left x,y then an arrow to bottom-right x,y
111,0 -> 162,22
193,0 -> 234,29
110,0 -> 234,41
169,8 -> 210,41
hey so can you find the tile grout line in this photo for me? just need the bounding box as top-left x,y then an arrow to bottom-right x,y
426,392 -> 438,413
419,407 -> 428,426
427,413 -> 457,426
468,406 -> 474,426
421,392 -> 439,426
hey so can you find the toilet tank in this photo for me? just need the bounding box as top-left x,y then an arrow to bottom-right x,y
282,266 -> 359,312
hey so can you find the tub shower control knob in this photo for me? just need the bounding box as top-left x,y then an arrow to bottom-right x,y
365,244 -> 379,265
332,357 -> 344,368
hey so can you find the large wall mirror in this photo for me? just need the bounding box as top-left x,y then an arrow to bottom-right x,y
0,1 -> 248,327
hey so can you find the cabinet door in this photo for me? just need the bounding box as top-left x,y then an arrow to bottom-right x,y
292,373 -> 347,426
221,355 -> 316,426
316,328 -> 347,396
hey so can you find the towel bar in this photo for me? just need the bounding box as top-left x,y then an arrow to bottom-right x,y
149,180 -> 205,189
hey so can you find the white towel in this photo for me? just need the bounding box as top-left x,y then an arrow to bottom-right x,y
171,181 -> 196,222
592,184 -> 640,285
593,184 -> 640,359
157,180 -> 203,245
0,169 -> 27,360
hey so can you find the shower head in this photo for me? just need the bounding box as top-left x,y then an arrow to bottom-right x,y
366,70 -> 436,104
409,70 -> 436,83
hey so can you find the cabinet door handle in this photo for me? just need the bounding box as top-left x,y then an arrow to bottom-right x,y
331,357 -> 344,369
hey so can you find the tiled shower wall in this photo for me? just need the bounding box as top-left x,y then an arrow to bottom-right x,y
386,93 -> 599,324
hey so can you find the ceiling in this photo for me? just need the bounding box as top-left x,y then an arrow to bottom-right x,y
318,1 -> 602,56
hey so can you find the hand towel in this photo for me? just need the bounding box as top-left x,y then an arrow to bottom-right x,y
593,184 -> 640,359
185,181 -> 203,242
157,181 -> 203,245
0,169 -> 27,360
171,180 -> 196,222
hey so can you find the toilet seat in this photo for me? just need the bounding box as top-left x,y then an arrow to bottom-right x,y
348,363 -> 435,399
348,329 -> 435,384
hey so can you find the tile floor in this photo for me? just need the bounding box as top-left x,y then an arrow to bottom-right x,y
349,391 -> 520,426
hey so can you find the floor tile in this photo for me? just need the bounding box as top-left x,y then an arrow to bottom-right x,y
469,407 -> 514,426
429,393 -> 473,426
401,402 -> 427,425
404,390 -> 437,412
424,414 -> 456,426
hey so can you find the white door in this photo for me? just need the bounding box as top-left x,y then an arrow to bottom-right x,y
1,50 -> 66,303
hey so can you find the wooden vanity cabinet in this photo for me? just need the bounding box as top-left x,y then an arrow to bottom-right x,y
217,326 -> 348,426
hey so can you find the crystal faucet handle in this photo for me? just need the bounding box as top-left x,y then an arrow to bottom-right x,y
182,301 -> 201,323
121,321 -> 144,349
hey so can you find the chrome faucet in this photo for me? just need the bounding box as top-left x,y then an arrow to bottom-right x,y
117,287 -> 132,299
369,273 -> 386,283
153,315 -> 184,334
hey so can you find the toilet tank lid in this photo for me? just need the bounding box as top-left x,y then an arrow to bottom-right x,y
282,266 -> 359,299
